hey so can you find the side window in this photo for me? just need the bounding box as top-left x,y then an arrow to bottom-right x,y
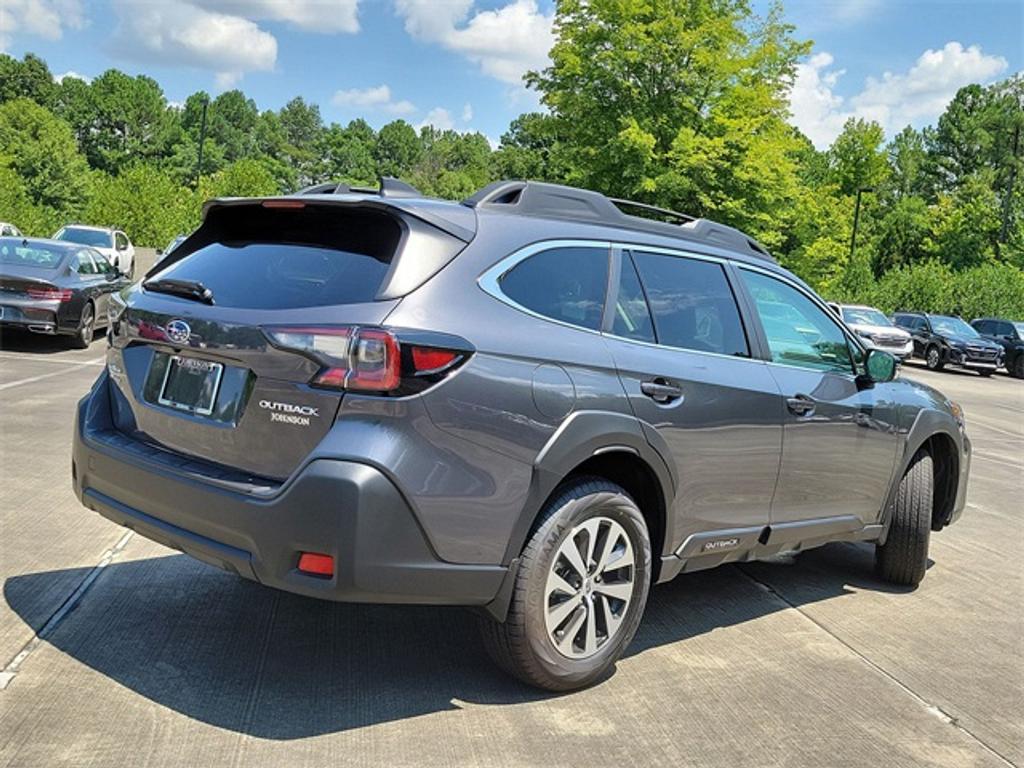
499,246 -> 609,331
115,232 -> 128,250
611,252 -> 655,343
740,269 -> 853,374
72,251 -> 97,275
92,250 -> 115,274
631,251 -> 749,356
998,321 -> 1014,337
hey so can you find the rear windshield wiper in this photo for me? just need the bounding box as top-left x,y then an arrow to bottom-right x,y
142,278 -> 215,305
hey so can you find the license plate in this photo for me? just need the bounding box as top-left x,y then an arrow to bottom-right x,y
158,356 -> 224,416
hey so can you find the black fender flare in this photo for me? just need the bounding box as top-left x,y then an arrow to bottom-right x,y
878,407 -> 964,539
499,410 -> 677,566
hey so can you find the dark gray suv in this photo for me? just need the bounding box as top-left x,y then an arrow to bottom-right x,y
72,180 -> 971,691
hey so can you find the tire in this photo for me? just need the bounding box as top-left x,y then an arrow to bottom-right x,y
978,369 -> 993,377
480,477 -> 652,691
875,450 -> 933,587
1012,355 -> 1024,380
69,302 -> 95,349
925,345 -> 944,371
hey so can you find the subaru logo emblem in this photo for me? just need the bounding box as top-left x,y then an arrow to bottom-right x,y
165,319 -> 191,344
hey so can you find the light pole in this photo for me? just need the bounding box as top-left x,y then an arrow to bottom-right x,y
849,186 -> 874,263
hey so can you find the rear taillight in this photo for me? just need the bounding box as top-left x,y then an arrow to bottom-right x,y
264,325 -> 467,394
27,287 -> 73,302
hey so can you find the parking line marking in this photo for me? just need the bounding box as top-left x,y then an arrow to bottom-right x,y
0,531 -> 134,690
0,359 -> 104,392
0,352 -> 105,366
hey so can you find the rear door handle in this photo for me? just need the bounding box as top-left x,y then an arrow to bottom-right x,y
786,395 -> 816,416
641,379 -> 683,403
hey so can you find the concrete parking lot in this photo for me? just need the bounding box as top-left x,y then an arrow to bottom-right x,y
1,305 -> 1021,766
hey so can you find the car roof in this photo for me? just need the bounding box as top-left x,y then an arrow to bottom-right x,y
239,177 -> 776,266
0,236 -> 82,251
61,224 -> 116,233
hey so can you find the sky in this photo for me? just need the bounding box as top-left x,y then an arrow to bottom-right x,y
0,0 -> 1021,149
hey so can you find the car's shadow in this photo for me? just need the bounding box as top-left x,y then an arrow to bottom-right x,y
0,328 -> 102,354
4,542 -> 924,740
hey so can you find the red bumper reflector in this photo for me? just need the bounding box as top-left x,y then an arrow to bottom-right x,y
297,552 -> 334,577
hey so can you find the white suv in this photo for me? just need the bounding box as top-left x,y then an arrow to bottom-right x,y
53,225 -> 136,278
830,303 -> 914,361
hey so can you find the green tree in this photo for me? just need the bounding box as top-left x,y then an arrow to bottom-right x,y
0,98 -> 90,221
374,120 -> 421,178
886,126 -> 929,199
81,70 -> 172,173
85,164 -> 192,247
924,172 -> 1002,267
0,53 -> 57,107
827,118 -> 889,196
527,0 -> 810,248
318,119 -> 377,184
872,195 -> 930,274
493,112 -> 569,181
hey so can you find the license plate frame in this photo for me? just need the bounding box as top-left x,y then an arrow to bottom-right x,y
157,355 -> 224,416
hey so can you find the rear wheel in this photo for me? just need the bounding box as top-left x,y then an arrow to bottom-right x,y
480,478 -> 651,691
875,450 -> 933,587
978,369 -> 993,377
925,345 -> 944,371
69,302 -> 95,349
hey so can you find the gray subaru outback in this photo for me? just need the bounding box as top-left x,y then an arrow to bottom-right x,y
72,179 -> 970,691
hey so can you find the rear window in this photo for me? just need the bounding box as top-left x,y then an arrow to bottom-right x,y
150,206 -> 402,310
0,241 -> 68,268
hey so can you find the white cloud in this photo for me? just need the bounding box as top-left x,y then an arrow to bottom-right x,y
418,107 -> 455,131
111,1 -> 277,87
0,0 -> 85,49
790,42 -> 1009,148
332,84 -> 416,115
461,102 -> 473,122
395,0 -> 554,85
54,70 -> 91,84
192,0 -> 360,34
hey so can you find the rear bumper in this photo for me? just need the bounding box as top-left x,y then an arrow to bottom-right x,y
73,372 -> 507,607
0,302 -> 60,334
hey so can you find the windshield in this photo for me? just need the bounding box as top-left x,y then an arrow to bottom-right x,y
842,307 -> 891,326
931,315 -> 978,337
0,240 -> 68,268
54,227 -> 113,248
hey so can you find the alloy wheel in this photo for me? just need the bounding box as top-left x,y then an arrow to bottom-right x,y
927,348 -> 939,369
544,516 -> 635,659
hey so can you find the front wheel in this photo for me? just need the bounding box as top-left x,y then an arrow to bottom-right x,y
480,478 -> 652,691
1013,355 -> 1024,380
875,450 -> 933,587
978,369 -> 994,377
925,346 -> 944,371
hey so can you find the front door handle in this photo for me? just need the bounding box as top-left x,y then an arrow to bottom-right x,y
641,379 -> 683,403
786,395 -> 816,416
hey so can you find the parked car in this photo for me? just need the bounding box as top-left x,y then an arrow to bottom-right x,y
0,222 -> 23,237
73,179 -> 971,691
829,303 -> 914,361
0,237 -> 130,348
53,225 -> 136,278
971,317 -> 1024,378
892,312 -> 1003,376
155,234 -> 188,266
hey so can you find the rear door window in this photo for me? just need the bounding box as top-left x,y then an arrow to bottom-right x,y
150,207 -> 403,310
610,252 -> 655,343
631,250 -> 749,357
499,246 -> 609,330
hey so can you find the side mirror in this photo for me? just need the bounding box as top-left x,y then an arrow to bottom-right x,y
865,349 -> 897,383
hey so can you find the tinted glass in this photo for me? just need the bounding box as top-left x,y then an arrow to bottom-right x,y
500,247 -> 608,330
56,227 -> 113,248
0,241 -> 67,268
72,251 -> 97,275
92,250 -> 116,274
973,320 -> 991,334
741,269 -> 853,373
115,232 -> 128,249
631,251 -> 748,356
611,253 -> 655,342
152,242 -> 393,310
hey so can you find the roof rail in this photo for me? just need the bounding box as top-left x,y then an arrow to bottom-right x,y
294,177 -> 423,199
463,180 -> 773,262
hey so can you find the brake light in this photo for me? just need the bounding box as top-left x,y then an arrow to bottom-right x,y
261,200 -> 306,209
27,287 -> 73,302
264,325 -> 466,394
